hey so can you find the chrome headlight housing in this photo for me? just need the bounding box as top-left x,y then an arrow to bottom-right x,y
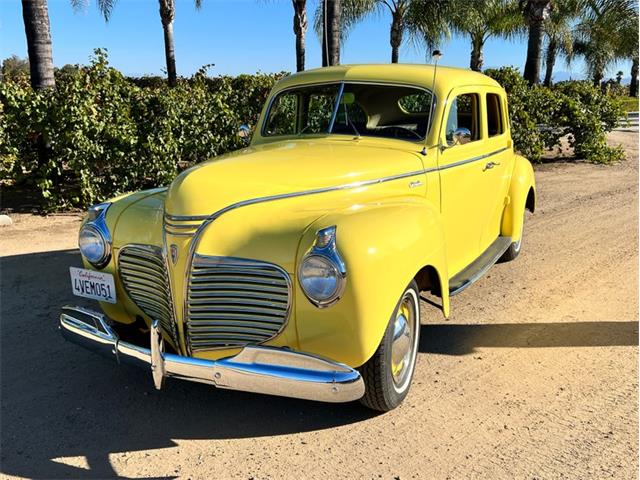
78,202 -> 112,269
298,226 -> 346,308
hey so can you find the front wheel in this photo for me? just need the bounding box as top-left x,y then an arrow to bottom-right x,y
359,281 -> 421,411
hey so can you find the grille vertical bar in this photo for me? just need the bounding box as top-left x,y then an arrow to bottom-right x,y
118,245 -> 178,345
187,255 -> 291,351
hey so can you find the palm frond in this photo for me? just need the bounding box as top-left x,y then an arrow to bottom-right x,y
313,0 -> 380,45
96,0 -> 118,22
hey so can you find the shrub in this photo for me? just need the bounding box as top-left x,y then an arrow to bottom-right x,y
0,50 -> 281,209
0,57 -> 627,210
485,67 -> 624,164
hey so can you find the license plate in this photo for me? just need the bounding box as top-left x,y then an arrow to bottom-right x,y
70,267 -> 116,303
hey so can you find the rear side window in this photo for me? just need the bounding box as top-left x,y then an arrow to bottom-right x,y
486,93 -> 504,137
398,92 -> 432,113
445,93 -> 481,145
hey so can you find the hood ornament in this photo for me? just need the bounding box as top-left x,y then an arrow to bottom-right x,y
170,244 -> 179,265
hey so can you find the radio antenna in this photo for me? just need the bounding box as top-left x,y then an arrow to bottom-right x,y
423,50 -> 442,155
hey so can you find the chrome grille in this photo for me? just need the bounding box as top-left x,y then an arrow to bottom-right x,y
187,255 -> 291,351
118,245 -> 178,344
163,213 -> 206,237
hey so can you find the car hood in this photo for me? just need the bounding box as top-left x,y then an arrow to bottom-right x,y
164,138 -> 423,217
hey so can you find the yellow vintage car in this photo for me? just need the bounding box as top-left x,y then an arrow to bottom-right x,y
61,64 -> 536,411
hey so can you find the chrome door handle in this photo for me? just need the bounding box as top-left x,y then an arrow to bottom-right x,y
483,161 -> 500,171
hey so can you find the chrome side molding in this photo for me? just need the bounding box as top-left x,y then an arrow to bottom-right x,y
59,306 -> 365,403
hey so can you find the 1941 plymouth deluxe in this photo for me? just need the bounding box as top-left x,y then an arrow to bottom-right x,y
61,64 -> 536,411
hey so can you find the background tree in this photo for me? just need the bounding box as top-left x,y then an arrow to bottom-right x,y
318,0 -> 406,63
292,0 -> 308,71
323,0 -> 452,64
71,0 -> 203,86
406,0 -> 453,56
21,0 -> 55,89
542,0 -> 580,86
616,2 -> 638,96
572,0 -> 638,87
321,0 -> 342,65
521,0 -> 552,84
448,0 -> 523,71
1,56 -> 30,82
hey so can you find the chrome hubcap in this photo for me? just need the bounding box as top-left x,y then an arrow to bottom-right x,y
391,294 -> 416,390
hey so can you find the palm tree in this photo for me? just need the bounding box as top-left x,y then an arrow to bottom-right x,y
448,0 -> 523,71
406,0 -> 453,56
317,0 -> 343,66
317,0 -> 451,64
71,0 -> 203,86
21,0 -> 55,89
616,3 -> 639,96
292,0 -> 308,71
542,0 -> 580,86
334,0 -> 410,63
521,0 -> 552,84
572,0 -> 638,87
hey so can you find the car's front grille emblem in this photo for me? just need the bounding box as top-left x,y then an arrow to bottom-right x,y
170,244 -> 179,265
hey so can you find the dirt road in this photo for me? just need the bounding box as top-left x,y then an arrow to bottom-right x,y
1,130 -> 638,480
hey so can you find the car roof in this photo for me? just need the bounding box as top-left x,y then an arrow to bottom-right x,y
274,64 -> 503,97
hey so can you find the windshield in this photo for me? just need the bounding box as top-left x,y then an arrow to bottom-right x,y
263,82 -> 433,141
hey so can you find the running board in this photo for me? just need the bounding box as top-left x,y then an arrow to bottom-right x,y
449,236 -> 512,296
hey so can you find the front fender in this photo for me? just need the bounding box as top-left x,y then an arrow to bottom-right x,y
295,199 -> 448,368
501,154 -> 536,241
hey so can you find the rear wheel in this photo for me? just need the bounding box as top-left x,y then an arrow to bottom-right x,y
501,210 -> 525,262
359,281 -> 421,411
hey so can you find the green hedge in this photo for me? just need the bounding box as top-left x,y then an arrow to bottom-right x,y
0,52 -> 626,210
1,50 -> 283,209
485,67 -> 625,164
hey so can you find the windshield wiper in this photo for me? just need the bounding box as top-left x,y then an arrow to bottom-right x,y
347,118 -> 360,138
297,124 -> 312,136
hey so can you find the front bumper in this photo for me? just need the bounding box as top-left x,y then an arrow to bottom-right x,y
59,306 -> 364,403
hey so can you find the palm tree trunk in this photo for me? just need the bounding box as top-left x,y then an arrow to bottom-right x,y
543,38 -> 557,87
292,0 -> 307,72
470,36 -> 484,71
390,8 -> 404,63
630,57 -> 639,97
523,20 -> 544,85
523,1 -> 550,86
322,0 -> 341,66
159,0 -> 177,87
21,0 -> 55,90
593,70 -> 603,88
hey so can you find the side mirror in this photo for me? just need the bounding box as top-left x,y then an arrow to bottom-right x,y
238,124 -> 252,144
446,127 -> 472,147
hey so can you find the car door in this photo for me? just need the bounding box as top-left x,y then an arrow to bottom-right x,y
437,87 -> 492,277
477,90 -> 514,251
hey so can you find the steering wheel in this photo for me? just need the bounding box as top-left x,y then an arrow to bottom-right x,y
378,125 -> 423,140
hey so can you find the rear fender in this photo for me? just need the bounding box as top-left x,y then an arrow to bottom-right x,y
501,154 -> 536,241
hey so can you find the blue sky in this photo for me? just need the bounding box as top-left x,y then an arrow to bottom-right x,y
0,0 -> 632,80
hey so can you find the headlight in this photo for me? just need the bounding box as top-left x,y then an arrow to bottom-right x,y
298,226 -> 346,308
79,203 -> 112,268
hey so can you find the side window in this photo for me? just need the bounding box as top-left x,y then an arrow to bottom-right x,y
445,93 -> 480,146
486,93 -> 504,137
265,92 -> 297,136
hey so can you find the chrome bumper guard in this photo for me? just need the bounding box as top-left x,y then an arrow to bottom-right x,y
59,306 -> 364,403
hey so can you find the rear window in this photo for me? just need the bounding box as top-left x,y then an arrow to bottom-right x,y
486,93 -> 504,137
398,92 -> 432,113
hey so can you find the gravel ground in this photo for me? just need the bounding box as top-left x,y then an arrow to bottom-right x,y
0,130 -> 638,480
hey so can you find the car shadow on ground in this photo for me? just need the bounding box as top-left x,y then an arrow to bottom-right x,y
1,249 -> 638,479
420,321 -> 639,355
